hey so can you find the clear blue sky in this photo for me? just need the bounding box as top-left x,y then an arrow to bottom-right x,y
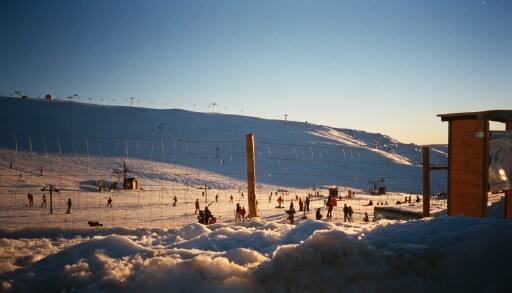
1,0 -> 511,145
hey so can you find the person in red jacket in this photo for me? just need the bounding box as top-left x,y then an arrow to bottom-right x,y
240,206 -> 247,221
327,199 -> 333,219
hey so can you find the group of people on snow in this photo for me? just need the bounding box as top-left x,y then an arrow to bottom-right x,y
235,203 -> 247,221
198,206 -> 216,225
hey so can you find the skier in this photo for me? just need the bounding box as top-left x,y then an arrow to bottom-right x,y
107,197 -> 112,207
305,196 -> 310,212
269,192 -> 272,203
27,193 -> 34,206
66,198 -> 72,214
195,199 -> 200,214
215,194 -> 219,202
277,196 -> 284,208
41,194 -> 47,207
173,196 -> 177,206
298,198 -> 303,211
230,195 -> 233,203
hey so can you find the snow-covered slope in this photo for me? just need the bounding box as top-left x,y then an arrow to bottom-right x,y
0,97 -> 447,192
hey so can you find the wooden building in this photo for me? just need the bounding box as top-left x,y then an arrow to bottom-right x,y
438,110 -> 512,218
123,177 -> 138,190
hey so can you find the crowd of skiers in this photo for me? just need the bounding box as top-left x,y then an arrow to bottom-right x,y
23,187 -> 379,226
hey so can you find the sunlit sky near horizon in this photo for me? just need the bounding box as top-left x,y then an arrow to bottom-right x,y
1,0 -> 511,145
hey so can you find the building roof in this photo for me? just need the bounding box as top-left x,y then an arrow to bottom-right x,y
438,110 -> 512,123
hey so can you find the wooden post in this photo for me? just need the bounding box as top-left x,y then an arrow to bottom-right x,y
506,191 -> 512,219
49,185 -> 53,215
422,146 -> 431,217
506,122 -> 512,219
246,134 -> 258,218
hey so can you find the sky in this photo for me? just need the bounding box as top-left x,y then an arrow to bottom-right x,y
1,0 -> 511,145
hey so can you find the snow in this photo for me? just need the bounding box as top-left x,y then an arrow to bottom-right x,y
2,217 -> 511,292
1,97 -> 511,291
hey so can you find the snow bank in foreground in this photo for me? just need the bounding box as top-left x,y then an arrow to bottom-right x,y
1,216 -> 512,292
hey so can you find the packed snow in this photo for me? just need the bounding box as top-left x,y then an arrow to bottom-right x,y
1,97 -> 511,292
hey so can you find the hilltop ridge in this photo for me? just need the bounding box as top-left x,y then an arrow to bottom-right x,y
0,96 -> 447,191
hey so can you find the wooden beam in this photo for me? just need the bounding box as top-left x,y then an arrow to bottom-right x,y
246,134 -> 258,218
429,166 -> 448,171
422,146 -> 430,217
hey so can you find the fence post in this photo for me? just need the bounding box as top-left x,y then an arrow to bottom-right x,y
506,122 -> 512,219
246,134 -> 258,218
422,146 -> 431,217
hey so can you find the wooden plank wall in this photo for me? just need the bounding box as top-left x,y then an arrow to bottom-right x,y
448,119 -> 488,217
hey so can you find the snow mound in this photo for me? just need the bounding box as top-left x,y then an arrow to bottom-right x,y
176,223 -> 211,240
33,235 -> 153,269
281,219 -> 335,244
222,248 -> 269,267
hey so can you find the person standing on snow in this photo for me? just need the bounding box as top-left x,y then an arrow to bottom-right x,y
107,197 -> 112,207
326,199 -> 333,219
277,196 -> 284,208
235,203 -> 241,221
240,206 -> 247,221
41,194 -> 47,207
204,206 -> 212,225
316,208 -> 323,220
66,198 -> 72,214
343,204 -> 349,222
195,199 -> 200,214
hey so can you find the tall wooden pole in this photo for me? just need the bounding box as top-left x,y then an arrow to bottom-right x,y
506,123 -> 512,219
246,134 -> 258,218
49,184 -> 53,214
422,146 -> 431,217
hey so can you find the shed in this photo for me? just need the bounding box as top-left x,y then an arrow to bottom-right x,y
328,186 -> 338,198
123,177 -> 138,190
438,110 -> 512,219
